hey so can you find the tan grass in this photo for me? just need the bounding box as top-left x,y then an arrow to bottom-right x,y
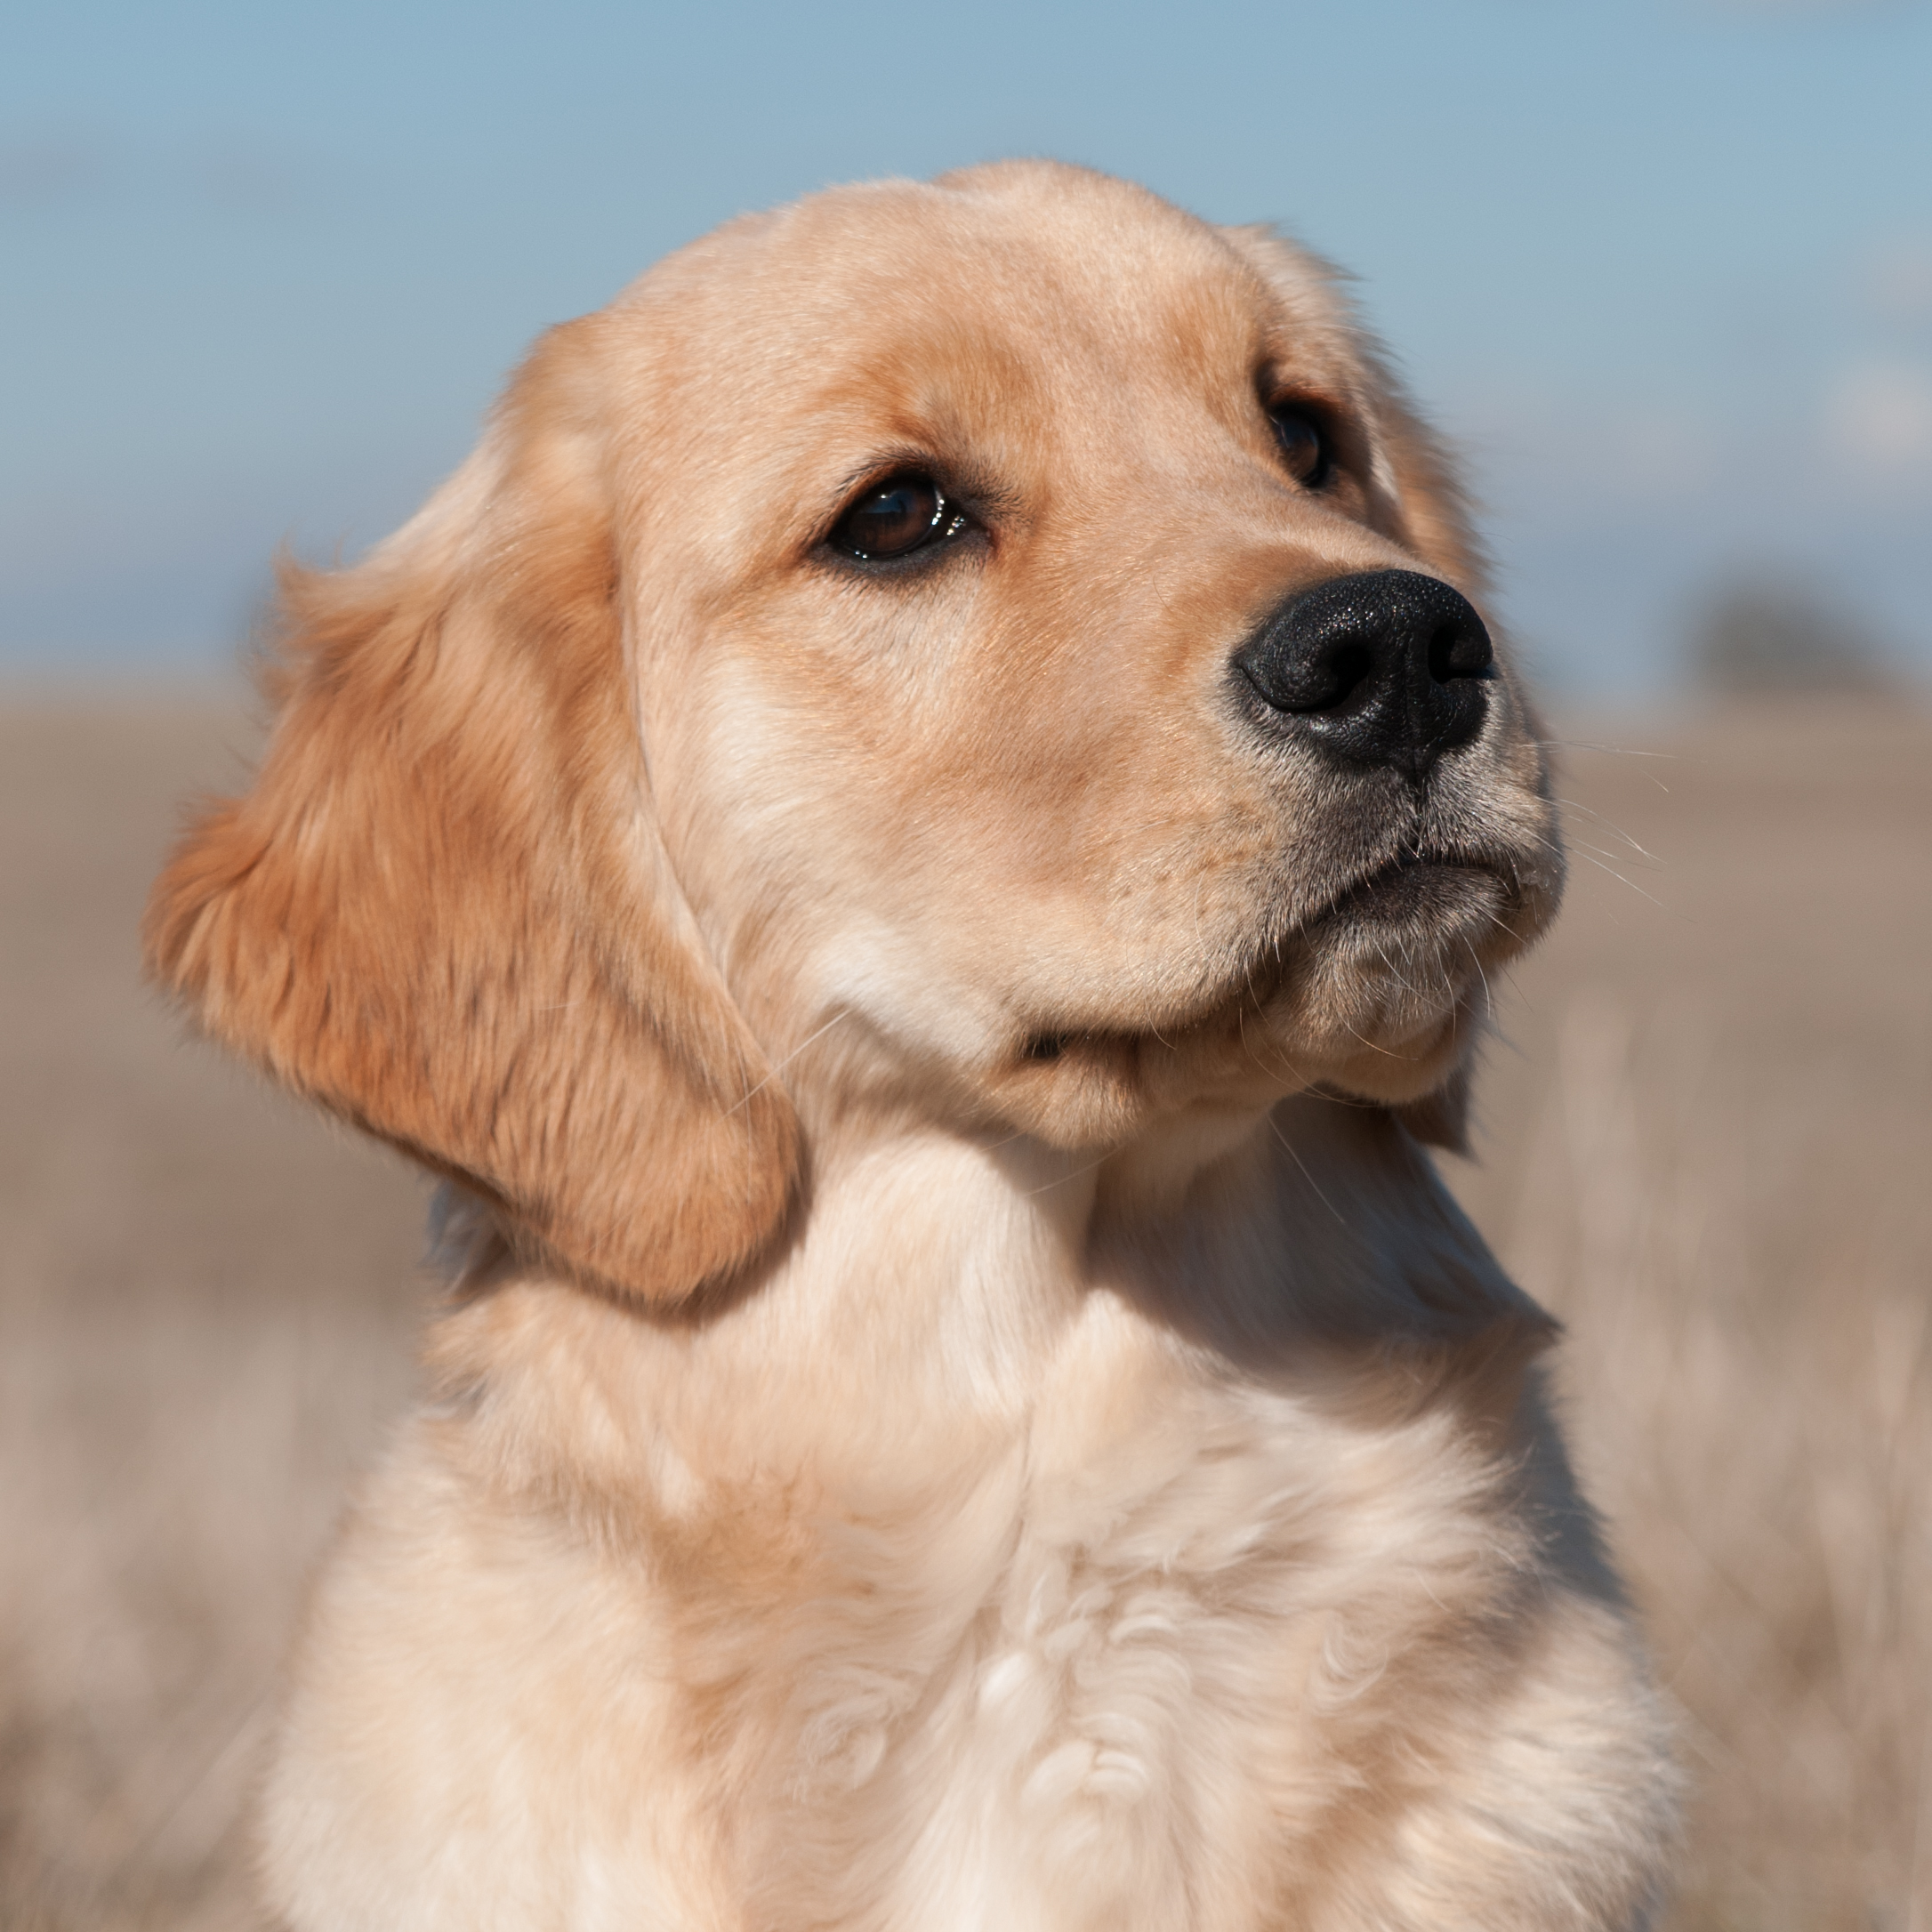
1453,699 -> 1932,1932
1,692 -> 1926,1928
1502,985 -> 1930,1930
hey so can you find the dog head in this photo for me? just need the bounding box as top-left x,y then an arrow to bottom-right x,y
147,161 -> 1561,1305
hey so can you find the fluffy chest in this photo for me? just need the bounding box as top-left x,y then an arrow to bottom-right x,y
270,1283 -> 1635,1932
706,1371 -> 1527,1932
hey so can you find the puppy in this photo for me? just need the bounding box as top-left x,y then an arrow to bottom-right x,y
148,161 -> 1676,1930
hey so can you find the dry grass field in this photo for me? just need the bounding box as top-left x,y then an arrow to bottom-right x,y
1,691 -> 1927,1930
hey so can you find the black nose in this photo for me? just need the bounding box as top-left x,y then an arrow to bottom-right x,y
1234,569 -> 1494,777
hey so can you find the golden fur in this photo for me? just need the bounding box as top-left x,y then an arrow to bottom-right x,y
147,162 -> 1677,1929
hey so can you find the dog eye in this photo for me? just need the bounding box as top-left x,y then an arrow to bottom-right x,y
828,474 -> 964,560
1269,407 -> 1330,488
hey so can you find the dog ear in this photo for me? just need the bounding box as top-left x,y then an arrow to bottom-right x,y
144,322 -> 800,1304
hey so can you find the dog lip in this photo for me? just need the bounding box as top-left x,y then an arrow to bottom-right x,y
1186,850 -> 1517,1024
1293,849 -> 1510,937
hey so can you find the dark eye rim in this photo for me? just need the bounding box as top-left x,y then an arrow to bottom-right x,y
1265,398 -> 1337,490
822,469 -> 974,565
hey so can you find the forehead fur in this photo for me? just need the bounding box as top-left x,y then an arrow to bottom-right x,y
592,163 -> 1363,455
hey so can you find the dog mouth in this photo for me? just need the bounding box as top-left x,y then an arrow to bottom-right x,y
1292,849 -> 1517,939
1011,850 -> 1525,1071
1218,847 -> 1522,1018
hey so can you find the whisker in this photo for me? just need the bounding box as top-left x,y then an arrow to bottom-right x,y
1566,848 -> 1670,912
1268,1111 -> 1348,1226
1529,738 -> 1673,761
1019,1150 -> 1112,1198
1566,835 -> 1664,872
1552,796 -> 1662,865
1530,737 -> 1674,793
728,1008 -> 852,1114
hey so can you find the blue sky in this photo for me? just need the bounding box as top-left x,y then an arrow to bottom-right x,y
6,0 -> 1930,693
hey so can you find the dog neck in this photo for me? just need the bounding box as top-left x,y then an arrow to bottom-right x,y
423,1093 -> 1546,1525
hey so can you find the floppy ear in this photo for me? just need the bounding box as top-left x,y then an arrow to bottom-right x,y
144,322 -> 800,1304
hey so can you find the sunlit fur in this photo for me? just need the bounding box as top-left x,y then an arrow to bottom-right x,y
146,162 -> 1677,1929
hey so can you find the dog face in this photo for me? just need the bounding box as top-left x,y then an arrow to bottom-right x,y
612,165 -> 1559,1138
146,162 -> 1561,1301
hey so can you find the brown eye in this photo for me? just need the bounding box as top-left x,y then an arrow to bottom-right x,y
1269,407 -> 1330,488
829,473 -> 956,559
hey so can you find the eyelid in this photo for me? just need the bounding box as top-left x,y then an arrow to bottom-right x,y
830,447 -> 1020,521
1267,395 -> 1333,428
833,454 -> 944,507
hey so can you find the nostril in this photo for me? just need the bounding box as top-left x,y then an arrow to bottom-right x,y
1305,641 -> 1373,711
1428,621 -> 1493,685
1240,632 -> 1381,714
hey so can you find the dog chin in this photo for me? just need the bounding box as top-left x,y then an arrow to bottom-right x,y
1259,862 -> 1509,1083
973,866 -> 1517,1147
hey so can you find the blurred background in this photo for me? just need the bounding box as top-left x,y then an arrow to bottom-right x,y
3,2 -> 1928,1927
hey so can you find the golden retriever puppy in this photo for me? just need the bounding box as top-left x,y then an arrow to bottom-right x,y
147,161 -> 1676,1930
